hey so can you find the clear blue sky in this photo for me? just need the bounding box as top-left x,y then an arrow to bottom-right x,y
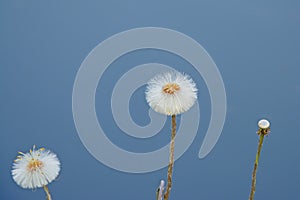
1,0 -> 299,199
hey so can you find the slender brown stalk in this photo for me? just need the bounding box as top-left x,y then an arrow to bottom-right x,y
164,115 -> 176,200
43,185 -> 52,200
249,133 -> 265,200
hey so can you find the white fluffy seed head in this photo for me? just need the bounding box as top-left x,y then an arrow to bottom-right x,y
258,119 -> 270,129
12,146 -> 61,189
145,71 -> 198,116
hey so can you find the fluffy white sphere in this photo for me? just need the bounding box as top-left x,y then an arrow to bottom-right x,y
146,71 -> 197,115
12,146 -> 61,189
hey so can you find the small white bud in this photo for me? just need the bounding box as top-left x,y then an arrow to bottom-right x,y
258,119 -> 270,129
158,180 -> 165,200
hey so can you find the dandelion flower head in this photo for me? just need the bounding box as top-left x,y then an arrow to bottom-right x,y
12,145 -> 61,189
146,71 -> 197,115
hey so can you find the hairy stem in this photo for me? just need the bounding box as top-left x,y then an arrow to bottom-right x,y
43,185 -> 52,200
249,134 -> 265,200
164,115 -> 176,200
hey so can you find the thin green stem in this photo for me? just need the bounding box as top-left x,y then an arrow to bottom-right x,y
43,185 -> 52,200
164,115 -> 176,200
249,134 -> 265,200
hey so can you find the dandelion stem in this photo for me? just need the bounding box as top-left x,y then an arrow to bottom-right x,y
249,133 -> 265,200
43,185 -> 52,200
164,114 -> 176,200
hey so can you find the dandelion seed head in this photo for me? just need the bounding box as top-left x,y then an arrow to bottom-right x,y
146,71 -> 197,116
11,146 -> 61,189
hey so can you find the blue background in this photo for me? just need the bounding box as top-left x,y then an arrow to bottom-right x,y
1,0 -> 299,199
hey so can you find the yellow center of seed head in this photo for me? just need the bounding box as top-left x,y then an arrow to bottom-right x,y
162,83 -> 180,94
27,159 -> 43,171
